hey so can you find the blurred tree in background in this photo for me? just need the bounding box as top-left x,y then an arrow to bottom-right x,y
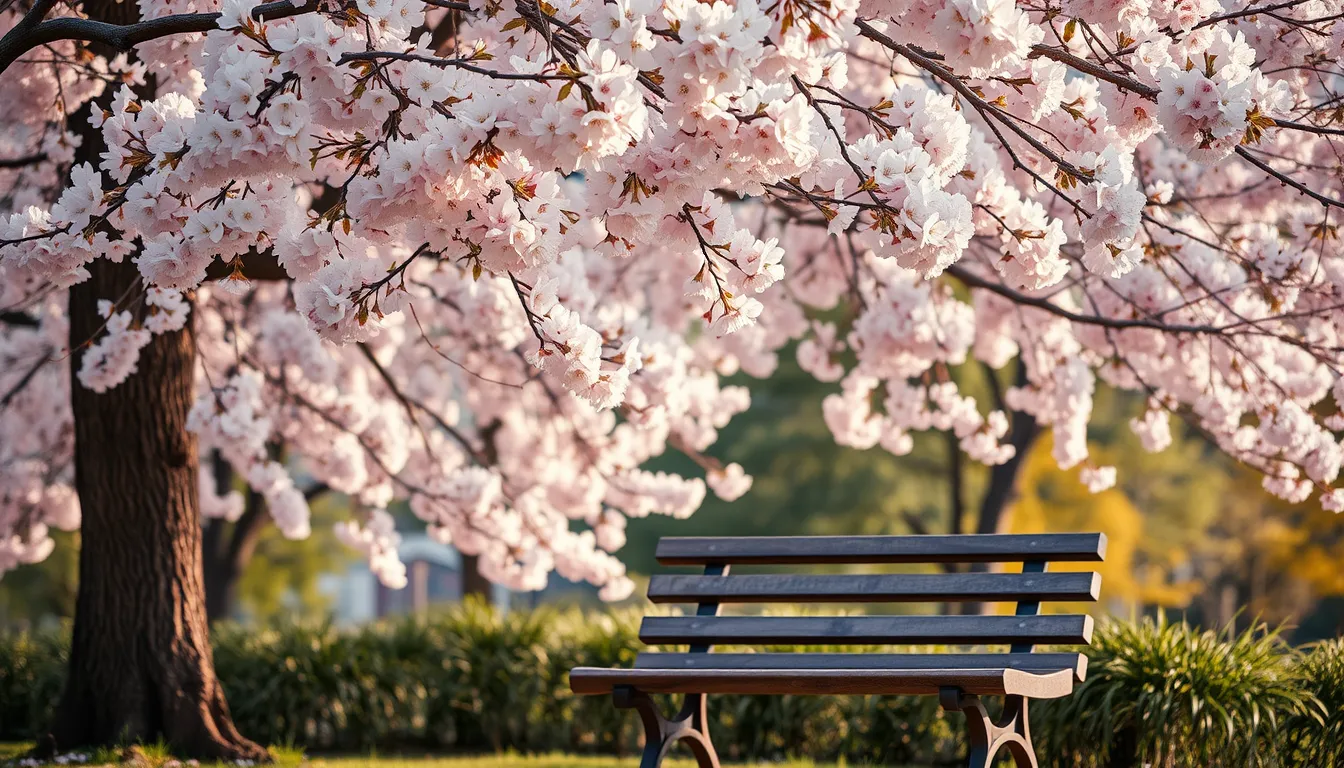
230,493 -> 353,624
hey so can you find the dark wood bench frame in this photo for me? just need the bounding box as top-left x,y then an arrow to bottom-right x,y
571,533 -> 1106,768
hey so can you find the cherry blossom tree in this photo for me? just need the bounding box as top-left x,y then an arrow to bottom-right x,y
1,0 -> 1342,754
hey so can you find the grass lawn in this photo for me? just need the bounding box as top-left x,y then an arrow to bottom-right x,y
307,757 -> 742,768
0,745 -> 838,768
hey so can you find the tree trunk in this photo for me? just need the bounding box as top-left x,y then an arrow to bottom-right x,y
201,456 -> 241,624
974,416 -> 1041,537
47,0 -> 265,752
53,257 -> 266,760
462,420 -> 502,603
202,480 -> 267,625
965,362 -> 1042,615
202,513 -> 259,625
460,554 -> 493,601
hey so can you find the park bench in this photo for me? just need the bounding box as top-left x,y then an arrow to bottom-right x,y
569,532 -> 1106,768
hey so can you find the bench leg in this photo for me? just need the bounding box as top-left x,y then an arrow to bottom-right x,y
940,688 -> 1037,768
613,686 -> 720,768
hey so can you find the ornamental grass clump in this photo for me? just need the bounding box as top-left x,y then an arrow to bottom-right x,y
1034,617 -> 1316,767
1281,638 -> 1344,765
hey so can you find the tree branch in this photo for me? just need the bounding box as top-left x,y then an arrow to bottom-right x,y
1235,146 -> 1344,210
0,153 -> 47,169
0,0 -> 320,75
946,264 -> 1228,333
357,341 -> 490,466
0,350 -> 51,409
0,310 -> 40,327
1272,117 -> 1344,137
1192,0 -> 1315,29
1028,45 -> 1159,100
0,0 -> 57,73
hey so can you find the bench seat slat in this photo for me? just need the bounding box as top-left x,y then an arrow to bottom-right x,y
640,615 -> 1093,646
647,572 -> 1101,604
634,652 -> 1087,682
655,533 -> 1106,565
569,666 -> 1076,698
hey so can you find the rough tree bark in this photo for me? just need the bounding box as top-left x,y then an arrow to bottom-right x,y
55,257 -> 267,760
48,0 -> 266,755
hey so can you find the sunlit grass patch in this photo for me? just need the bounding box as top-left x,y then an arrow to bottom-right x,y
0,746 -> 844,768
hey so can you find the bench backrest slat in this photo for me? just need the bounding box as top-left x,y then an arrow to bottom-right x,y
644,533 -> 1104,663
634,651 -> 1086,678
656,533 -> 1106,566
640,614 -> 1094,647
647,571 -> 1100,604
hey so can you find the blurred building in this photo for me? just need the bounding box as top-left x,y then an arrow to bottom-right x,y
317,533 -> 511,624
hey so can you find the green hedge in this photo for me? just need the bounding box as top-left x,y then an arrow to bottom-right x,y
2,604 -> 1341,766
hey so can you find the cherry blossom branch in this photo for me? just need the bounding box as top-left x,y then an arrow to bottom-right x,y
0,0 -> 320,74
854,18 -> 1098,216
0,349 -> 51,409
404,302 -> 526,390
1270,117 -> 1344,137
1192,0 -> 1315,29
791,74 -> 892,214
357,342 -> 442,457
507,271 -> 548,350
513,0 -> 667,102
948,264 -> 1244,334
350,242 -> 434,307
254,361 -> 454,497
339,50 -> 577,82
0,153 -> 47,169
1234,146 -> 1344,210
1027,45 -> 1159,100
679,204 -> 736,320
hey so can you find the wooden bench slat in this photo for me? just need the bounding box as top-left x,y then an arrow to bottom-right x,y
647,572 -> 1101,604
569,666 -> 1076,698
655,533 -> 1106,565
633,651 -> 1087,682
639,614 -> 1094,646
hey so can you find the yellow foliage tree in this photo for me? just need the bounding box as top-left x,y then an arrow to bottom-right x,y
1007,433 -> 1205,616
